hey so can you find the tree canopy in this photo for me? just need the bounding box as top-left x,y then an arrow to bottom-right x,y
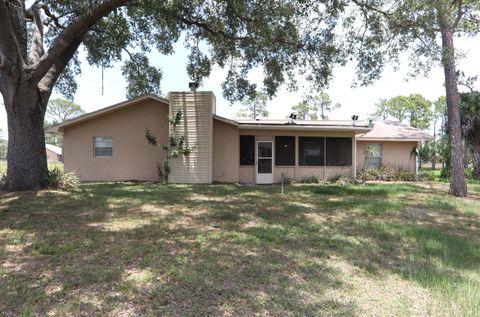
369,94 -> 432,130
291,101 -> 317,120
236,92 -> 269,119
305,92 -> 340,120
46,98 -> 85,123
0,0 -> 344,102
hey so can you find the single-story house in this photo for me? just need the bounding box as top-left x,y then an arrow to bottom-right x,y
48,91 -> 433,184
46,144 -> 62,162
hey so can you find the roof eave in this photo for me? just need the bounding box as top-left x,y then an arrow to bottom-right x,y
357,137 -> 434,142
238,124 -> 372,133
213,115 -> 239,126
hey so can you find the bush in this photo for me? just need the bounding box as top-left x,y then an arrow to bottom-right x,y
300,175 -> 320,184
328,174 -> 356,185
395,168 -> 417,181
358,166 -> 418,182
46,167 -> 79,190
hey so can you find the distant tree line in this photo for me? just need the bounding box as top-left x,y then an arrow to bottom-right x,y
291,92 -> 341,120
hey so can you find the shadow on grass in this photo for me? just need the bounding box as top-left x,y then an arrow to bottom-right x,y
0,183 -> 358,316
0,182 -> 479,315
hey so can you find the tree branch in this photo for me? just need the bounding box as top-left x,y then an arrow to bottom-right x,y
41,4 -> 66,29
452,0 -> 464,28
174,14 -> 248,41
27,4 -> 45,64
37,38 -> 82,106
28,0 -> 131,83
350,0 -> 393,18
0,0 -> 25,71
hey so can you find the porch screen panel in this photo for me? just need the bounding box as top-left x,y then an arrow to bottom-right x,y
326,137 -> 352,166
299,137 -> 324,166
275,136 -> 295,166
240,135 -> 255,165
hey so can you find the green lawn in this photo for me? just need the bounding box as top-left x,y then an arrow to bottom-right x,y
1,182 -> 480,316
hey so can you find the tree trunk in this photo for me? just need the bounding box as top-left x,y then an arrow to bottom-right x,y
463,140 -> 469,169
440,28 -> 467,196
472,121 -> 480,180
4,84 -> 48,191
432,120 -> 436,170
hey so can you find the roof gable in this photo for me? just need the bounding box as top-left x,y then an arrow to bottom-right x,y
46,94 -> 169,133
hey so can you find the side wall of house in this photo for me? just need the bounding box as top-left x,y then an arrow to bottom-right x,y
356,141 -> 418,171
239,129 -> 356,184
63,99 -> 169,181
168,92 -> 214,183
46,148 -> 60,162
212,119 -> 239,183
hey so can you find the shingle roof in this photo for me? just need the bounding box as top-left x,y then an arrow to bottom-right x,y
357,121 -> 434,141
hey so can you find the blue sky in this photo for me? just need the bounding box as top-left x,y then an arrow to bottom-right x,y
0,36 -> 479,139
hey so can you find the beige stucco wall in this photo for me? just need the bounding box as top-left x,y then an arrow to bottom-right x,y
239,129 -> 356,184
356,140 -> 418,171
63,99 -> 169,181
212,119 -> 239,183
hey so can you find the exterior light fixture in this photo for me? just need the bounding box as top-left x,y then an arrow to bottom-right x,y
189,82 -> 199,91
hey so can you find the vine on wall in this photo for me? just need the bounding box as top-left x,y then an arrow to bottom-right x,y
145,110 -> 195,183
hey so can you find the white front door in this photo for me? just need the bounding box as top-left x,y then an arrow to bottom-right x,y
256,141 -> 273,184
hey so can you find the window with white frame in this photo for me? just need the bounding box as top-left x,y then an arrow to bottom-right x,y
94,137 -> 113,157
365,144 -> 381,168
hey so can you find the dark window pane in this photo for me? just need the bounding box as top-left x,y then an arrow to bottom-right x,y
275,136 -> 295,166
240,135 -> 255,165
299,137 -> 324,166
258,159 -> 272,173
258,142 -> 272,158
94,137 -> 112,157
326,137 -> 352,166
95,147 -> 112,157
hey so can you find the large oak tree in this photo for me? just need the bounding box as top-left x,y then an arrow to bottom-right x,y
0,0 -> 343,191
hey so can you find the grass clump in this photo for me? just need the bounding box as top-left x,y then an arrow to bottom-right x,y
46,167 -> 79,190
